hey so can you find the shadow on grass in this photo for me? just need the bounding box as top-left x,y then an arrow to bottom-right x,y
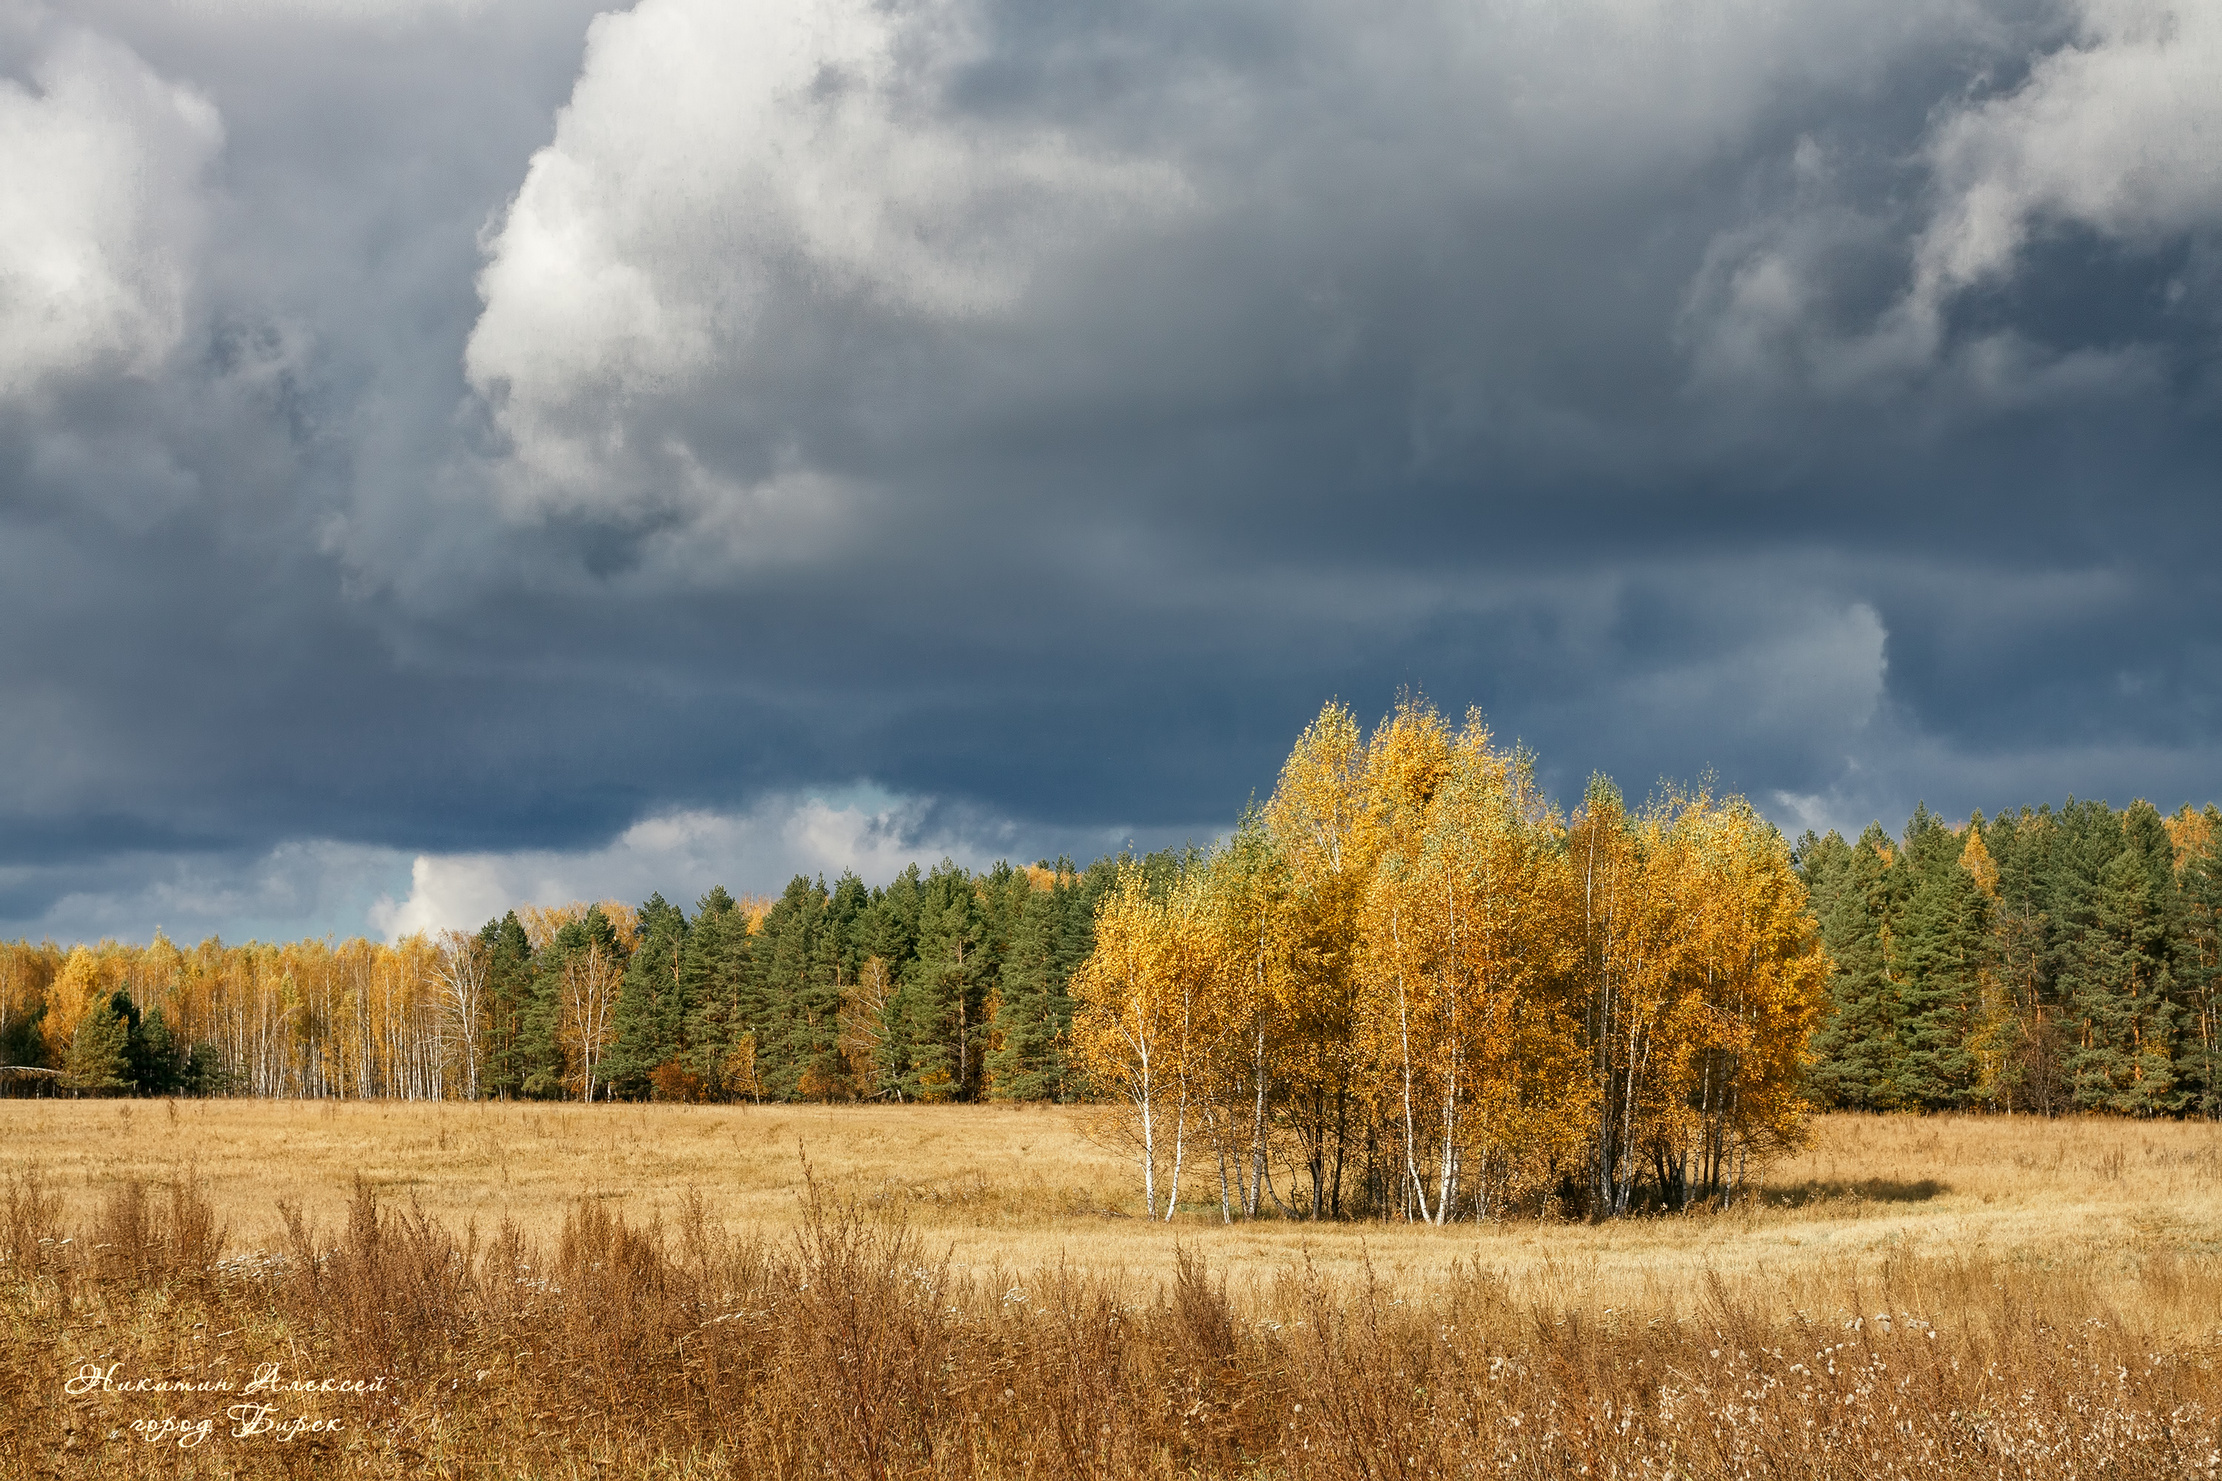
1767,1177 -> 1949,1209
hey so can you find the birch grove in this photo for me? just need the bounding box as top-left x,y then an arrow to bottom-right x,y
0,901 -> 644,1103
1070,698 -> 1830,1220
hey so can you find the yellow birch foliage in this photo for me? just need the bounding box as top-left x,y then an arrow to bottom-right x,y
519,901 -> 641,955
1354,699 -> 1587,1221
2167,804 -> 2217,873
1,942 -> 63,1059
1261,702 -> 1371,1213
1188,814 -> 1300,1219
1070,862 -> 1213,1218
1572,786 -> 1831,1211
1959,824 -> 2000,897
1665,795 -> 1830,1184
45,945 -> 129,1059
1077,697 -> 1830,1221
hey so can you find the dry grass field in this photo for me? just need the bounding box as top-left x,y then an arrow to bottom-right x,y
5,1102 -> 2222,1478
4,1099 -> 2219,1304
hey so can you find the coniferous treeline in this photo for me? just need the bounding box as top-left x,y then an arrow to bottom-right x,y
475,860 -> 1122,1104
1797,800 -> 2222,1117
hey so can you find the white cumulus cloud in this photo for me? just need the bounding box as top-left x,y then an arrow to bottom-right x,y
0,29 -> 221,397
1908,0 -> 2222,332
366,786 -> 1130,941
464,0 -> 1191,521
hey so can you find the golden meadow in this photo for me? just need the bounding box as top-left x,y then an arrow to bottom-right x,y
5,1104 -> 2222,1478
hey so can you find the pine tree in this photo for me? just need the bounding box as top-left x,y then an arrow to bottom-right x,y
478,913 -> 536,1099
1986,807 -> 2063,1111
1792,829 -> 1856,924
861,866 -> 925,977
890,862 -> 988,1101
64,991 -> 132,1094
2051,801 -> 2121,1110
2180,806 -> 2222,1118
2057,802 -> 2183,1113
603,892 -> 687,1098
1955,815 -> 2015,1099
988,876 -> 1071,1100
866,881 -> 919,1096
1805,824 -> 1906,1109
0,989 -> 45,1070
678,888 -> 756,1097
1893,806 -> 1989,1108
795,873 -> 871,1099
753,875 -> 834,1099
130,1004 -> 186,1095
521,916 -> 589,1099
1059,856 -> 1109,982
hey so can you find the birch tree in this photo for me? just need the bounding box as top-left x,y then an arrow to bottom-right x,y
1264,701 -> 1369,1218
435,928 -> 489,1100
1357,702 -> 1584,1223
1195,813 -> 1297,1220
563,934 -> 623,1102
1070,862 -> 1207,1218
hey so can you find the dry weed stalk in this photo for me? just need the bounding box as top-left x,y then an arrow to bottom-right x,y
5,1163 -> 2221,1479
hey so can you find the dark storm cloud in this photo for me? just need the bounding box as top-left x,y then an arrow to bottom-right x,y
2,0 -> 2219,940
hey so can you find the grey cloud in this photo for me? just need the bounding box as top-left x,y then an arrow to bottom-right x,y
3,0 -> 2220,943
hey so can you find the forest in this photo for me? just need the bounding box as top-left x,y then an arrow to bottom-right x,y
3,699 -> 2219,1218
0,866 -> 1114,1108
1798,797 -> 2222,1117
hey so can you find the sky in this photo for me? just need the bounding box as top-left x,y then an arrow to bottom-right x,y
2,0 -> 2218,945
